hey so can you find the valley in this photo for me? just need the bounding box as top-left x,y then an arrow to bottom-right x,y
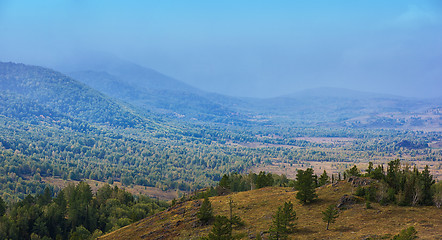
0,61 -> 441,239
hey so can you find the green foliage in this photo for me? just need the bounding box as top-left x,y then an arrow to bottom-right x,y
198,195 -> 213,224
0,182 -> 167,240
392,226 -> 418,240
365,201 -> 372,209
269,201 -> 297,240
255,171 -> 274,189
322,204 -> 339,230
0,196 -> 6,216
432,181 -> 442,208
208,215 -> 232,240
318,170 -> 330,186
345,165 -> 361,177
349,160 -> 436,207
69,225 -> 90,240
228,198 -> 245,228
295,168 -> 318,204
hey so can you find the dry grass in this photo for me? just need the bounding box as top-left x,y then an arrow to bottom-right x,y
98,181 -> 442,240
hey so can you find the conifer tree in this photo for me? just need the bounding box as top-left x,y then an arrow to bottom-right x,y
0,196 -> 6,216
322,205 -> 339,230
295,168 -> 318,204
269,201 -> 297,240
366,162 -> 374,176
420,165 -> 435,205
345,165 -> 360,177
198,195 -> 213,224
318,170 -> 329,186
228,198 -> 244,228
208,215 -> 232,240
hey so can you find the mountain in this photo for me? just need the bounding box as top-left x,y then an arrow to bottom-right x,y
55,54 -> 441,129
0,62 -> 144,128
67,70 -> 245,123
98,181 -> 442,240
245,87 -> 442,129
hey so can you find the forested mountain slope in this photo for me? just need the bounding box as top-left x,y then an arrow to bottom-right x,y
0,62 -> 143,128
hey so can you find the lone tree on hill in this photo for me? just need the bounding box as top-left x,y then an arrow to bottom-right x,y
295,168 -> 318,204
322,204 -> 339,230
269,201 -> 297,240
198,195 -> 213,224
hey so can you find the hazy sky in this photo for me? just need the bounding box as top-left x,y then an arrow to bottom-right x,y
1,0 -> 441,98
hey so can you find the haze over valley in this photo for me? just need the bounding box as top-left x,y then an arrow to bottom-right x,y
0,1 -> 441,239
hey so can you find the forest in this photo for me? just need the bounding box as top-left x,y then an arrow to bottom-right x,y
0,182 -> 168,240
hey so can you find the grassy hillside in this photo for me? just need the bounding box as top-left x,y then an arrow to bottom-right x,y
99,181 -> 442,240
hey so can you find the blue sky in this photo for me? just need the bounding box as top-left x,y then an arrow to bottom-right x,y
1,0 -> 441,98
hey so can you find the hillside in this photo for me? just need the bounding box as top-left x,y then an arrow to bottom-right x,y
98,181 -> 442,240
0,62 -> 144,128
63,57 -> 441,129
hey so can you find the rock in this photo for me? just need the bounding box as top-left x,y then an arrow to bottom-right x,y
347,177 -> 374,187
337,194 -> 357,208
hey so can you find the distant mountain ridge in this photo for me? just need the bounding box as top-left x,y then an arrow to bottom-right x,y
1,59 -> 439,130
0,62 -> 143,128
67,67 -> 247,123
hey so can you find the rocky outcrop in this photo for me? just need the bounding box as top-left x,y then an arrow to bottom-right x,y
347,176 -> 375,187
336,194 -> 357,208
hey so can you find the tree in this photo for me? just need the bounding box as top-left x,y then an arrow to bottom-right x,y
0,196 -> 6,216
322,205 -> 339,230
366,162 -> 374,176
208,215 -> 232,240
69,225 -> 90,240
318,170 -> 329,186
386,160 -> 401,192
345,165 -> 360,177
269,201 -> 297,240
197,195 -> 213,224
392,226 -> 418,240
433,181 -> 442,208
295,168 -> 317,204
228,198 -> 244,228
255,171 -> 274,189
420,165 -> 435,205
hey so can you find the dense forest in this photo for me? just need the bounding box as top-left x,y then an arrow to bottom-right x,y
0,182 -> 168,240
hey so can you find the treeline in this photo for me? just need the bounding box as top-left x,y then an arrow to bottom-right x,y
0,182 -> 168,240
349,160 -> 441,207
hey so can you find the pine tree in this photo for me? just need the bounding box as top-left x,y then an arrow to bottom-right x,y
345,165 -> 360,177
228,198 -> 244,228
318,170 -> 329,186
0,196 -> 6,216
366,162 -> 374,176
322,204 -> 339,230
295,168 -> 318,204
420,165 -> 435,205
269,201 -> 297,240
197,195 -> 213,224
208,216 -> 232,240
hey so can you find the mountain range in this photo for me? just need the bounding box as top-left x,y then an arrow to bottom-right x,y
1,60 -> 440,131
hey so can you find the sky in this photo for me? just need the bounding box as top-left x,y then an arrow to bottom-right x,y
1,0 -> 441,98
